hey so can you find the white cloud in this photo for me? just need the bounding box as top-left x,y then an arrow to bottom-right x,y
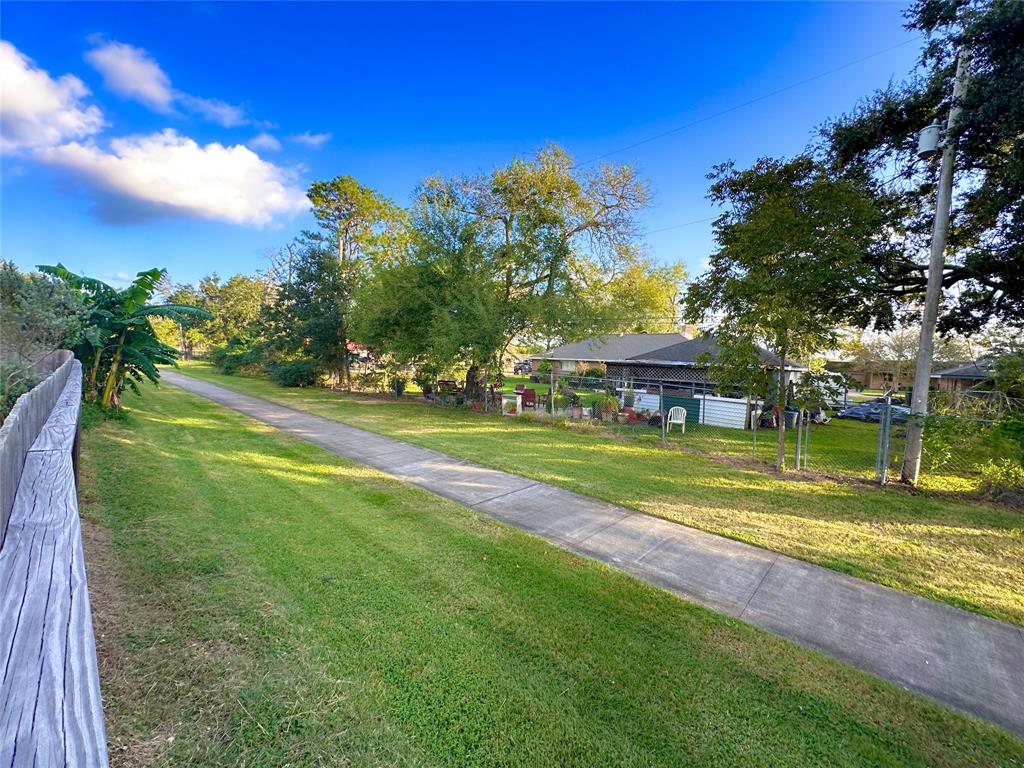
84,39 -> 250,127
36,129 -> 307,227
0,41 -> 105,153
177,94 -> 247,128
84,39 -> 174,112
248,132 -> 281,151
290,131 -> 331,149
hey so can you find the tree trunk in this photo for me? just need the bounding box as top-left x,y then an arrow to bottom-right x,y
86,349 -> 103,402
339,318 -> 351,390
100,332 -> 125,409
464,365 -> 486,403
776,356 -> 787,471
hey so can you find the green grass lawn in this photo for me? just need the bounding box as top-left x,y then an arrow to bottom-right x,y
428,373 -> 1002,492
81,384 -> 1024,766
168,362 -> 1024,626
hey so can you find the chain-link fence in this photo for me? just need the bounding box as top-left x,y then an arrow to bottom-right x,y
407,370 -> 1022,500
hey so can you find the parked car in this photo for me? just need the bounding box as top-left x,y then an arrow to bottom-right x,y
513,360 -> 533,375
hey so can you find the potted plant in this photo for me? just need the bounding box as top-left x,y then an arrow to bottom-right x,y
623,387 -> 636,409
391,374 -> 408,397
414,368 -> 435,399
594,393 -> 619,422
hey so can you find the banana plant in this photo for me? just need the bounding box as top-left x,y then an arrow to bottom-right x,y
39,264 -> 212,409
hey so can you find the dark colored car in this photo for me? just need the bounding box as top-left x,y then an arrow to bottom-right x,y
513,360 -> 533,375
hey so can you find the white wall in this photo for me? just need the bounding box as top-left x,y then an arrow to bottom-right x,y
700,395 -> 749,429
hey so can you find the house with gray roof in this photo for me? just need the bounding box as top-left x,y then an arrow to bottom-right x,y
930,361 -> 992,392
532,332 -> 803,395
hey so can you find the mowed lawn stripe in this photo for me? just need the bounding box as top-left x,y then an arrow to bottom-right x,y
170,362 -> 1024,626
82,384 -> 1024,766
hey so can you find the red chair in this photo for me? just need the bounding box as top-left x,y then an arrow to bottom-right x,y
515,384 -> 525,394
522,388 -> 536,408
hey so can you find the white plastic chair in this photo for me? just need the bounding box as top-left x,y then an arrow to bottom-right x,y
666,406 -> 687,434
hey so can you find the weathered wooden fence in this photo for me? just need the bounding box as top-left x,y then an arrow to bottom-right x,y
0,355 -> 109,767
0,350 -> 76,548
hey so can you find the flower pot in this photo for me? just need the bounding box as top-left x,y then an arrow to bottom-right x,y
569,405 -> 583,419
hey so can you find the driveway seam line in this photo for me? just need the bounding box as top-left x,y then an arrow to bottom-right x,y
738,552 -> 781,620
468,482 -> 541,508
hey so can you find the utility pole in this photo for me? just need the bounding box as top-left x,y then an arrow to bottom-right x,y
901,48 -> 971,484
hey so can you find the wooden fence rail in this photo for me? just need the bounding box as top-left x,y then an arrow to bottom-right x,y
0,350 -> 75,549
0,358 -> 109,767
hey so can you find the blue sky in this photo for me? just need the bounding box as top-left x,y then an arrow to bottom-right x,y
1,1 -> 921,287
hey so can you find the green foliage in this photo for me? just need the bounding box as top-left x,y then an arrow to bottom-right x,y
39,263 -> 211,409
209,334 -> 267,375
0,261 -> 87,419
267,234 -> 355,383
299,176 -> 404,387
979,459 -> 1024,505
684,156 -> 889,467
992,353 -> 1024,398
79,401 -> 127,430
306,175 -> 405,263
268,359 -> 321,388
390,375 -> 408,397
792,368 -> 850,411
535,359 -> 552,375
413,367 -> 437,394
355,144 -> 658,381
825,0 -> 1024,333
592,393 -> 619,417
0,363 -> 40,425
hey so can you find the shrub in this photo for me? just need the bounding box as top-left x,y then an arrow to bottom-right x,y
0,363 -> 40,426
593,393 -> 619,418
353,371 -> 385,392
391,375 -> 408,397
413,368 -> 437,397
536,359 -> 552,375
979,459 -> 1024,506
268,359 -> 321,388
210,335 -> 266,375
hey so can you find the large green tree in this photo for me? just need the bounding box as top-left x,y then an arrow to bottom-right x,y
303,176 -> 403,387
267,234 -> 359,384
684,156 -> 893,469
357,144 -> 660,397
825,0 -> 1024,334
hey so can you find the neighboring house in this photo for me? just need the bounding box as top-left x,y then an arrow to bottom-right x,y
826,361 -> 905,391
930,361 -> 991,392
532,332 -> 804,396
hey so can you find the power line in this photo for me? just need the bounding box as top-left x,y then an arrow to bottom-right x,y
642,216 -> 716,236
575,36 -> 923,168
